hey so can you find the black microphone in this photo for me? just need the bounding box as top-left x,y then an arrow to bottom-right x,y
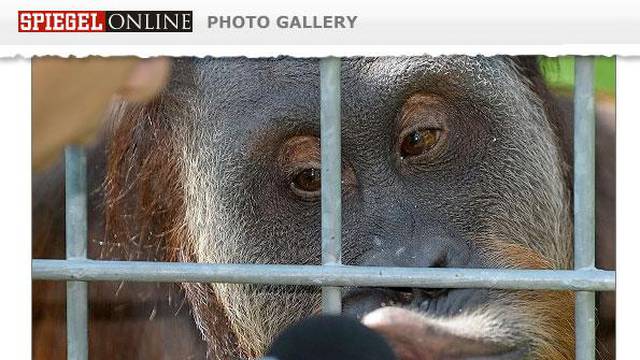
264,315 -> 397,360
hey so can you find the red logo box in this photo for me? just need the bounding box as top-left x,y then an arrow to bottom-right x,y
18,11 -> 106,32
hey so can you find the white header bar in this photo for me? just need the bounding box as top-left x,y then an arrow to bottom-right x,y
1,0 -> 639,56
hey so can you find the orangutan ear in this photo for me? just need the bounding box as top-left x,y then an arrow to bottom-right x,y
116,57 -> 171,103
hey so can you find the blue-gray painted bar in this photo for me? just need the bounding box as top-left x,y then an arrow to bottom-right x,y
320,57 -> 342,314
574,56 -> 597,360
64,146 -> 88,360
32,260 -> 615,291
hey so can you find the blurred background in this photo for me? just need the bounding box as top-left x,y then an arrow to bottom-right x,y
541,56 -> 615,99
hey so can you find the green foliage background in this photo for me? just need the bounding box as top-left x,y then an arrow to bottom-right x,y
539,56 -> 616,96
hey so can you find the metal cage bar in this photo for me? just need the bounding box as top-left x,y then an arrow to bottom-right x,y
574,56 -> 597,360
33,260 -> 614,291
64,146 -> 88,360
320,57 -> 343,314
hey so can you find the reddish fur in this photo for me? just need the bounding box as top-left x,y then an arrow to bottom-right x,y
515,290 -> 575,360
106,101 -> 243,358
480,239 -> 575,359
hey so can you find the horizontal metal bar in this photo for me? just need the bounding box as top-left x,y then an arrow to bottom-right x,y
32,259 -> 615,291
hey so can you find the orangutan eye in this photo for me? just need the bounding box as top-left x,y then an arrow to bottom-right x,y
400,128 -> 441,159
291,167 -> 321,197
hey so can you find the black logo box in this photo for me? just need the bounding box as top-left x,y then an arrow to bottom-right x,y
105,11 -> 193,32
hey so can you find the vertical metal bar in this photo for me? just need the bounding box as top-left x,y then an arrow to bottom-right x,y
65,146 -> 88,360
573,56 -> 596,360
320,57 -> 342,314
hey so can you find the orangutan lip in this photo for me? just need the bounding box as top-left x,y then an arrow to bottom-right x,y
362,307 -> 522,359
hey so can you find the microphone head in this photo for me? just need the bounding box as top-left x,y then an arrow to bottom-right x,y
266,315 -> 396,360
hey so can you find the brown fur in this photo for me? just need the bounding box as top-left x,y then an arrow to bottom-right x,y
480,239 -> 575,360
515,290 -> 575,360
104,99 -> 246,359
104,101 -> 183,262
